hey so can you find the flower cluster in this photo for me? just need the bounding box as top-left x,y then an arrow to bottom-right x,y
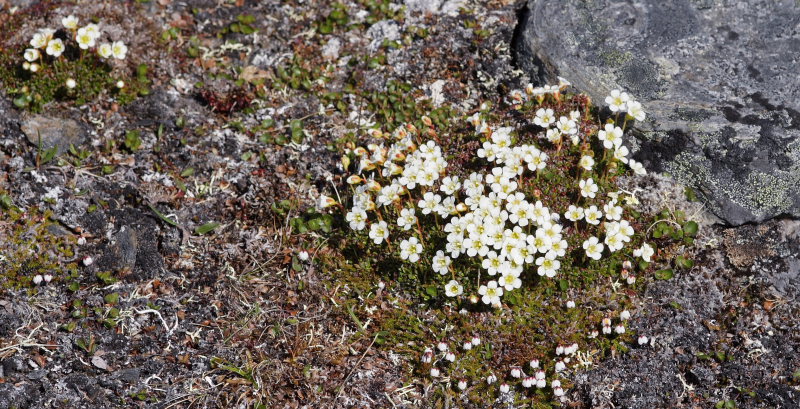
326,82 -> 662,402
22,15 -> 127,74
333,84 -> 655,309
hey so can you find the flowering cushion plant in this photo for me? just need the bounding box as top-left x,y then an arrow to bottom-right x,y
316,80 -> 698,404
1,14 -> 140,111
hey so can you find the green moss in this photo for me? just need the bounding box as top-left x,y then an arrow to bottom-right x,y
0,204 -> 75,293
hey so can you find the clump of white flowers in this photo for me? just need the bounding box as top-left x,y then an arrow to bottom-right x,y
328,81 -> 662,401
333,83 -> 653,306
21,15 -> 127,79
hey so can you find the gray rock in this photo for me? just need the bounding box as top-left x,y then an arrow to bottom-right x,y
514,0 -> 800,225
20,115 -> 86,156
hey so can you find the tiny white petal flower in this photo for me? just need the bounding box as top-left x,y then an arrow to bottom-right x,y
65,78 -> 77,89
445,280 -> 463,297
45,38 -> 65,57
98,43 -> 113,59
23,48 -> 40,62
62,15 -> 79,30
111,41 -> 127,60
82,256 -> 94,266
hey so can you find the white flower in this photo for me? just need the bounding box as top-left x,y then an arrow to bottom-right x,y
368,220 -> 389,244
633,242 -> 655,262
82,255 -> 94,266
421,348 -> 433,363
298,250 -> 309,261
579,178 -> 598,198
345,207 -> 367,231
430,367 -> 440,377
317,194 -> 338,209
533,108 -> 555,128
597,123 -> 623,149
620,310 -> 631,320
116,80 -> 125,89
627,100 -> 646,121
30,32 -> 48,49
432,251 -> 452,275
564,205 -> 584,222
111,41 -> 127,60
28,63 -> 40,72
499,272 -> 522,291
82,23 -> 101,39
33,275 -> 43,285
62,15 -> 79,29
554,360 -> 566,372
397,208 -> 417,230
98,43 -> 113,59
478,280 -> 503,305
530,359 -> 539,369
471,336 -> 481,346
638,335 -> 649,345
615,324 -> 626,334
578,155 -> 594,171
444,352 -> 456,362
486,374 -> 497,385
566,300 -> 576,309
613,145 -> 629,163
437,341 -> 449,352
535,254 -> 560,277
554,387 -> 564,397
399,237 -> 423,262
522,376 -> 535,388
45,39 -> 65,57
605,89 -> 630,112
499,383 -> 510,393
604,202 -> 623,221
23,48 -> 40,62
440,176 -> 461,195
583,236 -> 604,260
556,116 -> 578,135
584,206 -> 603,225
76,28 -> 96,49
628,159 -> 647,175
458,379 -> 468,390
604,232 -> 625,252
43,274 -> 53,283
418,192 -> 442,215
65,78 -> 77,89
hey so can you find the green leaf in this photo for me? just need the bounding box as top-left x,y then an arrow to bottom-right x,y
676,256 -> 694,269
654,269 -> 674,280
180,167 -> 195,177
104,293 -> 120,305
195,222 -> 220,235
683,221 -> 699,237
558,279 -> 569,292
425,285 -> 438,298
148,204 -> 179,227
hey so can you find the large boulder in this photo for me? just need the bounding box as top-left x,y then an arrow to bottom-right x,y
513,0 -> 800,225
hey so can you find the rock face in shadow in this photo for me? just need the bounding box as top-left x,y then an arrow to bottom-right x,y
513,0 -> 800,225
